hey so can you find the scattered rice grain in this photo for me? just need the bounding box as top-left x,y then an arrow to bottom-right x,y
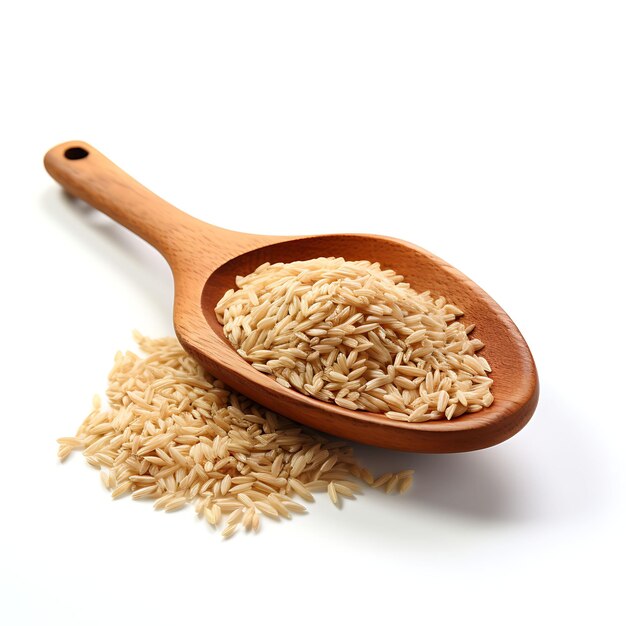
58,334 -> 416,537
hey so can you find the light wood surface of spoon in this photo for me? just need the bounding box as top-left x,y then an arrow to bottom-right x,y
44,141 -> 539,453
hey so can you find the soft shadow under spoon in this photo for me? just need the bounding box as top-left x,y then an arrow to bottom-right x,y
44,141 -> 539,453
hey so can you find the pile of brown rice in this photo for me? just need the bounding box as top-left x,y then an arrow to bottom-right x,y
58,333 -> 413,538
216,257 -> 494,422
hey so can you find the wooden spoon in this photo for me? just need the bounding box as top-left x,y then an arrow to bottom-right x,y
44,141 -> 538,453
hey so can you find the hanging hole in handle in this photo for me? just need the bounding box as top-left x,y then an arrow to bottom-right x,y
64,147 -> 89,160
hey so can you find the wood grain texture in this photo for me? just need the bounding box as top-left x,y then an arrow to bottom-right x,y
44,140 -> 539,452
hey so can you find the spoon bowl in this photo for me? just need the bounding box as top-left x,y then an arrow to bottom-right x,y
45,141 -> 538,452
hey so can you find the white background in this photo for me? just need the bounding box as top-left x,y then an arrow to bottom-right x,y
1,1 -> 624,624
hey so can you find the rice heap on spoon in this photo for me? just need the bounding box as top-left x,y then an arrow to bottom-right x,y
216,257 -> 494,422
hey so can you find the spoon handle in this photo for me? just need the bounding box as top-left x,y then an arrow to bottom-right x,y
44,141 -> 200,265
